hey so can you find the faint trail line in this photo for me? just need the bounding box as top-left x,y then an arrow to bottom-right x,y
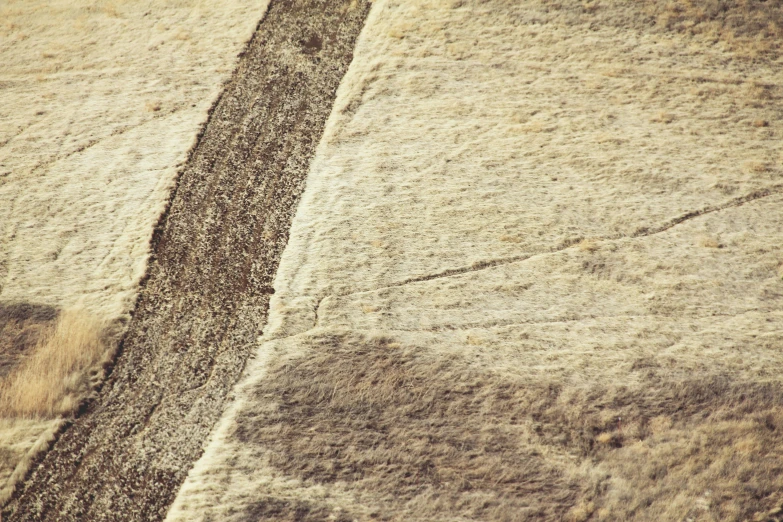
305,184 -> 783,327
630,183 -> 783,238
340,308 -> 767,334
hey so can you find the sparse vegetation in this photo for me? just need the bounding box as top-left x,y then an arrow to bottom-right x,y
5,0 -> 783,519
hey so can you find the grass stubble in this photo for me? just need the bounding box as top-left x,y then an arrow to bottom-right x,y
175,0 -> 783,520
2,0 -> 782,519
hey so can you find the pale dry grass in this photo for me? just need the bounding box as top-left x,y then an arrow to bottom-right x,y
0,309 -> 111,504
0,0 -> 267,320
0,0 -> 266,504
0,418 -> 60,505
0,309 -> 109,418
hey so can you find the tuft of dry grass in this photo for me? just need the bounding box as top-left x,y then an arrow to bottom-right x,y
744,160 -> 771,174
650,111 -> 674,124
698,236 -> 721,249
0,309 -> 109,418
577,238 -> 599,252
234,334 -> 783,521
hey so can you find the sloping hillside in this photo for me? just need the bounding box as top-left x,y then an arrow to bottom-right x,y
168,1 -> 783,520
4,0 -> 783,521
0,0 -> 267,507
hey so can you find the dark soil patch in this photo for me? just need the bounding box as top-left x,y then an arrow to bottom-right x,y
3,0 -> 371,520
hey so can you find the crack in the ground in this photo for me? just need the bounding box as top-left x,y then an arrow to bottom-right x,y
629,184 -> 783,238
299,184 -> 783,332
343,308 -> 769,334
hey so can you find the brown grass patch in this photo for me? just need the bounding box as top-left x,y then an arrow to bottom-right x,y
547,0 -> 783,60
0,303 -> 57,379
744,160 -> 771,174
237,335 -> 580,521
641,0 -> 783,59
0,309 -> 109,418
235,334 -> 783,521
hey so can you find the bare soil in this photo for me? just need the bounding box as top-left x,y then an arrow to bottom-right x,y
2,0 -> 370,520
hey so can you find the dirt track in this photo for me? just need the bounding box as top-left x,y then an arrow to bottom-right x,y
3,0 -> 370,519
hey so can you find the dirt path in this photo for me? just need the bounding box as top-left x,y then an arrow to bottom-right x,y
3,1 -> 370,520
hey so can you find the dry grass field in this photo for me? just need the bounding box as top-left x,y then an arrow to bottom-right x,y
0,0 -> 266,505
168,0 -> 783,521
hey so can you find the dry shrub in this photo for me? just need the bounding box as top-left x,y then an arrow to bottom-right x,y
651,111 -> 674,124
578,238 -> 599,252
236,334 -> 783,521
0,309 -> 109,418
745,160 -> 771,174
698,236 -> 721,248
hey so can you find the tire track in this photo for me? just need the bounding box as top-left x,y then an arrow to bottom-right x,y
3,1 -> 370,520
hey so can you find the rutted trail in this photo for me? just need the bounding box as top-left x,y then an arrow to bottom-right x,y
4,1 -> 370,520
